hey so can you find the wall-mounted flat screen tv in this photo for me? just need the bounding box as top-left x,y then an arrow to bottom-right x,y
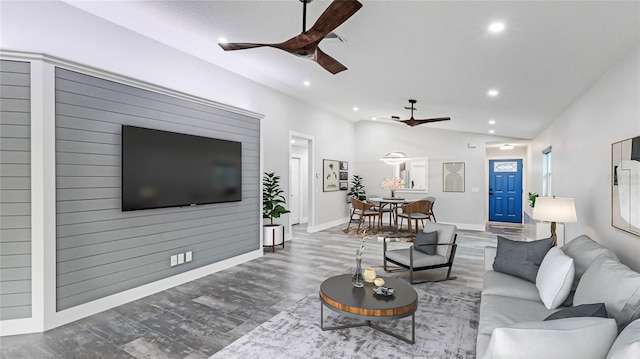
122,125 -> 241,211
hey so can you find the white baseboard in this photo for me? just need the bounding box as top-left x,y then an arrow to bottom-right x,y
306,217 -> 349,233
440,222 -> 486,231
0,249 -> 262,336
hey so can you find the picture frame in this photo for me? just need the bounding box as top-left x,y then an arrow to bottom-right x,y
339,171 -> 348,180
339,181 -> 348,191
340,161 -> 348,170
323,159 -> 340,192
611,136 -> 640,236
443,162 -> 465,192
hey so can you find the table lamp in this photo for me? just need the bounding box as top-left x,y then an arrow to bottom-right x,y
532,196 -> 577,246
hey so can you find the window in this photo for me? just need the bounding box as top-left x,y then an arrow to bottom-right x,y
542,147 -> 552,196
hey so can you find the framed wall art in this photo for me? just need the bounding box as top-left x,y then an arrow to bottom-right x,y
323,159 -> 340,192
340,161 -> 348,170
612,135 -> 640,236
339,181 -> 348,191
443,162 -> 465,192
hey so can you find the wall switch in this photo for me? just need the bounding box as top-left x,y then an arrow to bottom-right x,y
170,255 -> 178,267
177,253 -> 185,264
186,251 -> 192,262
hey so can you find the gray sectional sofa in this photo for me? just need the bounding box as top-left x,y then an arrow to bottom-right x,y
477,235 -> 640,359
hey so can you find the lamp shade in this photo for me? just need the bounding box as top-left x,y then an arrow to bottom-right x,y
532,196 -> 577,223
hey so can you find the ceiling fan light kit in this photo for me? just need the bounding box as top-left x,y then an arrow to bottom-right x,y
380,152 -> 410,165
218,0 -> 363,74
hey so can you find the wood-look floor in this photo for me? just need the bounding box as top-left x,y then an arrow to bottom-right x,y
0,223 -> 523,358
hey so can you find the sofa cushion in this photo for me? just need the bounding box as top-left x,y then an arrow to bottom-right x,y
536,247 -> 575,309
544,303 -> 607,321
483,270 -> 541,302
493,236 -> 552,283
479,294 -> 557,336
414,230 -> 437,255
574,255 -> 640,331
607,318 -> 640,359
561,235 -> 619,291
481,317 -> 617,359
476,333 -> 491,359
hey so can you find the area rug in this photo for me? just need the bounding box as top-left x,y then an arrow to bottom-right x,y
209,281 -> 480,359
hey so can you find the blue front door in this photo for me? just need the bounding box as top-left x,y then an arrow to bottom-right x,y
489,159 -> 523,223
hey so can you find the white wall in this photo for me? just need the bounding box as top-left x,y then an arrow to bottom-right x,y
0,0 -> 355,234
354,121 -> 522,230
528,48 -> 640,271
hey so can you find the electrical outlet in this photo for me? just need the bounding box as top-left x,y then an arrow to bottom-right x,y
177,253 -> 185,264
186,251 -> 192,262
170,255 -> 178,267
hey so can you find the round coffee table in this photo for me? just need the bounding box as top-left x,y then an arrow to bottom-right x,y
319,274 -> 418,344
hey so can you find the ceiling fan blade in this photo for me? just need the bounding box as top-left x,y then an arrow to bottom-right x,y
314,47 -> 347,74
306,0 -> 363,42
401,117 -> 451,127
219,42 -> 269,51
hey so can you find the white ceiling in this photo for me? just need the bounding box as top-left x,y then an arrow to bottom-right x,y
64,0 -> 639,139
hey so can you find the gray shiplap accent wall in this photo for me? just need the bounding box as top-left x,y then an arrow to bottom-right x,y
0,60 -> 32,320
55,68 -> 260,311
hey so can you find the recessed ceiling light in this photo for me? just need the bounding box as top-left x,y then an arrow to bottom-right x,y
500,144 -> 514,150
218,37 -> 228,44
372,117 -> 377,121
489,120 -> 496,125
487,89 -> 499,97
291,139 -> 295,144
488,22 -> 505,33
303,81 -> 310,87
353,107 -> 359,111
489,130 -> 495,134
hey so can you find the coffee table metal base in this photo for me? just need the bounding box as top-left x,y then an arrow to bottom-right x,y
320,301 -> 416,344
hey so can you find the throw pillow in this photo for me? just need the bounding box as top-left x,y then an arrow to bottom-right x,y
414,231 -> 437,255
493,236 -> 553,283
607,318 -> 640,359
544,303 -> 608,321
536,247 -> 575,309
574,255 -> 640,331
482,317 -> 617,359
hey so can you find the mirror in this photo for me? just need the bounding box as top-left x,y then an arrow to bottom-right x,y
394,157 -> 429,192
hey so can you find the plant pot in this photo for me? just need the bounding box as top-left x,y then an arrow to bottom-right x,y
263,224 -> 284,247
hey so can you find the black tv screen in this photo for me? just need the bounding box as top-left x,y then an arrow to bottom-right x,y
121,125 -> 242,211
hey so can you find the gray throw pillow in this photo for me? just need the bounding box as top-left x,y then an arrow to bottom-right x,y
544,303 -> 608,321
492,236 -> 553,283
414,231 -> 437,255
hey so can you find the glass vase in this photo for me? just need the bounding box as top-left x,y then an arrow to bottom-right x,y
352,256 -> 364,287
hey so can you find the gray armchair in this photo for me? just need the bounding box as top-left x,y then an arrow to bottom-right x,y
383,222 -> 457,284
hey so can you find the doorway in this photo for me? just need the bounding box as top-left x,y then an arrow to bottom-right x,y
290,156 -> 301,225
489,159 -> 523,223
289,132 -> 314,233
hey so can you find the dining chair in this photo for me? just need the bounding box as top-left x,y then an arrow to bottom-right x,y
425,196 -> 437,222
347,197 -> 380,232
397,199 -> 431,234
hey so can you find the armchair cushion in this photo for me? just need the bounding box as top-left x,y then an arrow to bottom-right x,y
422,222 -> 457,258
493,236 -> 553,283
414,231 -> 437,255
385,248 -> 448,268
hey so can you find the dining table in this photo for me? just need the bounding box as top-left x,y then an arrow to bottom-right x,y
367,197 -> 413,233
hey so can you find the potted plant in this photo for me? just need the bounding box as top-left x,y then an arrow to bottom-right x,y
347,175 -> 367,202
263,172 -> 290,248
528,192 -> 539,208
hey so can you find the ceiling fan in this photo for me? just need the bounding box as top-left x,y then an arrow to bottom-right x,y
218,0 -> 363,75
391,99 -> 451,127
